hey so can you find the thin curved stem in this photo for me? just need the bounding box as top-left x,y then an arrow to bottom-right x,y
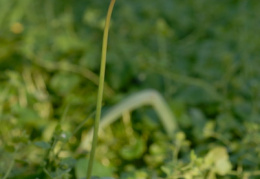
3,156 -> 15,179
86,0 -> 116,179
80,89 -> 177,150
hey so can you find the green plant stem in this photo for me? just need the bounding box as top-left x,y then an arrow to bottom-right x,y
86,0 -> 116,179
30,56 -> 114,96
72,111 -> 95,137
3,155 -> 15,179
145,62 -> 223,101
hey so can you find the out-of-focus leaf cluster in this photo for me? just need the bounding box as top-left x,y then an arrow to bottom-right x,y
1,0 -> 260,178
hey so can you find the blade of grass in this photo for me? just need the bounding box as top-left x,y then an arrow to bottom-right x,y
80,89 -> 178,151
86,0 -> 116,178
3,154 -> 15,179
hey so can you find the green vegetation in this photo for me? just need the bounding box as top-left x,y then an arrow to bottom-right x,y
1,0 -> 260,179
87,0 -> 116,178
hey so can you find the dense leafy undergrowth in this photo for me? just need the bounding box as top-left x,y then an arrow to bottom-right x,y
1,0 -> 260,178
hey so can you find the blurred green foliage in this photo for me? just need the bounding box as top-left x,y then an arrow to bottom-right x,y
1,0 -> 260,178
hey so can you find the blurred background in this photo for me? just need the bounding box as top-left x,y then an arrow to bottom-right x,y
1,0 -> 260,178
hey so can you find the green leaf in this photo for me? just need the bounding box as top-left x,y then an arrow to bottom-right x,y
50,72 -> 80,95
58,131 -> 72,143
49,168 -> 71,178
60,157 -> 76,169
75,158 -> 114,179
34,141 -> 51,149
204,146 -> 232,176
120,138 -> 146,160
13,106 -> 42,126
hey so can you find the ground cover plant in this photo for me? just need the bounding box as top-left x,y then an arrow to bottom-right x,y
1,0 -> 260,178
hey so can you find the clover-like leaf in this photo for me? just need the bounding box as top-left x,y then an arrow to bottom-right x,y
204,146 -> 232,175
